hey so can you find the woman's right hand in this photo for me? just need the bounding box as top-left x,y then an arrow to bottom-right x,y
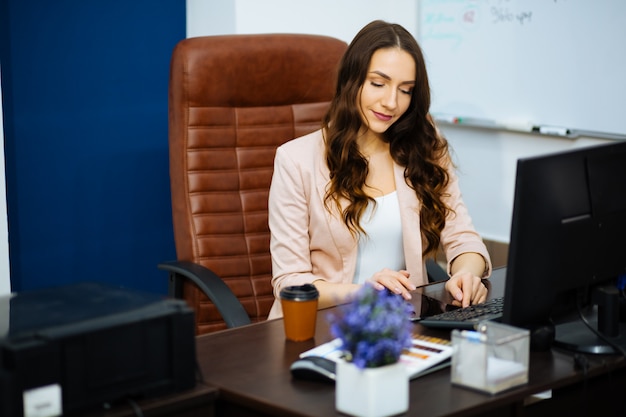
368,268 -> 416,300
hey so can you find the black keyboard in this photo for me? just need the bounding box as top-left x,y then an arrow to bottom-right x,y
418,297 -> 504,330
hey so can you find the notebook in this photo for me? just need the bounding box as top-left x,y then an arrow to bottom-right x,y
300,333 -> 452,380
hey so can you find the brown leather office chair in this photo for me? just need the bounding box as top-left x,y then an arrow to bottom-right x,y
159,34 -> 348,334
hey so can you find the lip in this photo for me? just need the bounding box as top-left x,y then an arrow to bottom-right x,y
372,111 -> 392,122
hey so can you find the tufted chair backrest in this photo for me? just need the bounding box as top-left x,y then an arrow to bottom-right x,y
168,34 -> 347,334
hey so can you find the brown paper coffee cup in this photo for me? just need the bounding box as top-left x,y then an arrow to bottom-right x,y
280,284 -> 319,342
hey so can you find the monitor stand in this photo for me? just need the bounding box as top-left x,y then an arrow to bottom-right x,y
553,285 -> 626,355
553,317 -> 626,355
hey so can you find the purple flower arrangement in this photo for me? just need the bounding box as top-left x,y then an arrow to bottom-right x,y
328,285 -> 413,369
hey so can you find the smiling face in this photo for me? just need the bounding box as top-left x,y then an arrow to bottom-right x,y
357,47 -> 416,140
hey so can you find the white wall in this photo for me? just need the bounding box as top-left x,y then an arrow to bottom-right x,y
0,66 -> 11,295
185,0 -> 612,244
186,0 -> 236,38
186,0 -> 418,42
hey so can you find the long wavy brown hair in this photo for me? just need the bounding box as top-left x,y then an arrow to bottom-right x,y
322,20 -> 451,259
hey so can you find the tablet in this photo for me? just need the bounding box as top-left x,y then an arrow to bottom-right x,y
408,292 -> 459,322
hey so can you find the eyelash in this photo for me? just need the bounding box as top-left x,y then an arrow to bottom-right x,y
369,81 -> 413,95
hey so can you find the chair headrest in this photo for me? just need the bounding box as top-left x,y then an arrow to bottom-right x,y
170,34 -> 348,108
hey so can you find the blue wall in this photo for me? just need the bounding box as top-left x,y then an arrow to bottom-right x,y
0,0 -> 186,293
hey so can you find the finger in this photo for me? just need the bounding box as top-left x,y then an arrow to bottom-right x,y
390,284 -> 412,300
374,269 -> 416,293
398,274 -> 416,291
474,282 -> 488,304
445,278 -> 463,302
470,286 -> 486,304
461,275 -> 474,308
464,278 -> 486,305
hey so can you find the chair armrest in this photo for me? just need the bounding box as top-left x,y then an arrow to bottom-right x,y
157,260 -> 251,328
426,258 -> 449,283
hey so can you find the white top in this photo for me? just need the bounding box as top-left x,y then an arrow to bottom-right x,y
353,191 -> 405,284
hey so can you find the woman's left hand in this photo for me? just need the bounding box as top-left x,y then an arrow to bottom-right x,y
444,271 -> 487,308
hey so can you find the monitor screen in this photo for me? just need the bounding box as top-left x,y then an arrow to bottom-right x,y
502,140 -> 626,354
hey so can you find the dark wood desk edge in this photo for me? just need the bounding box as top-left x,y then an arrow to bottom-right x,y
78,383 -> 218,417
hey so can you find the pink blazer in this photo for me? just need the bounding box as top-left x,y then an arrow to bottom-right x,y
267,130 -> 491,319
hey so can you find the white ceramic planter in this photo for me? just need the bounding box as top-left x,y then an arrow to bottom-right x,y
335,360 -> 409,417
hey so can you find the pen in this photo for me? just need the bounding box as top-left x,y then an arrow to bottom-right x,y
532,125 -> 571,136
433,114 -> 496,127
460,330 -> 486,343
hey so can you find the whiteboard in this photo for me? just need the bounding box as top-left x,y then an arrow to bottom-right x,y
419,0 -> 626,137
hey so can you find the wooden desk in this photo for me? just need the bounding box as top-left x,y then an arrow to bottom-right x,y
77,382 -> 218,417
196,269 -> 626,417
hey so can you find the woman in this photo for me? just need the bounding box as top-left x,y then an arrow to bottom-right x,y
267,20 -> 491,319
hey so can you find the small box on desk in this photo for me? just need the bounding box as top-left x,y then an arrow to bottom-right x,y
451,321 -> 529,394
0,282 -> 196,417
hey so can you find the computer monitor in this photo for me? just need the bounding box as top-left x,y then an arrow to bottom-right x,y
502,140 -> 626,354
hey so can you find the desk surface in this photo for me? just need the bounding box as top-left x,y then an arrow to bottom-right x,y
196,269 -> 626,417
78,383 -> 217,417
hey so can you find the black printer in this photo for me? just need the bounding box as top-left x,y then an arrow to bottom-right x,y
0,282 -> 196,416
